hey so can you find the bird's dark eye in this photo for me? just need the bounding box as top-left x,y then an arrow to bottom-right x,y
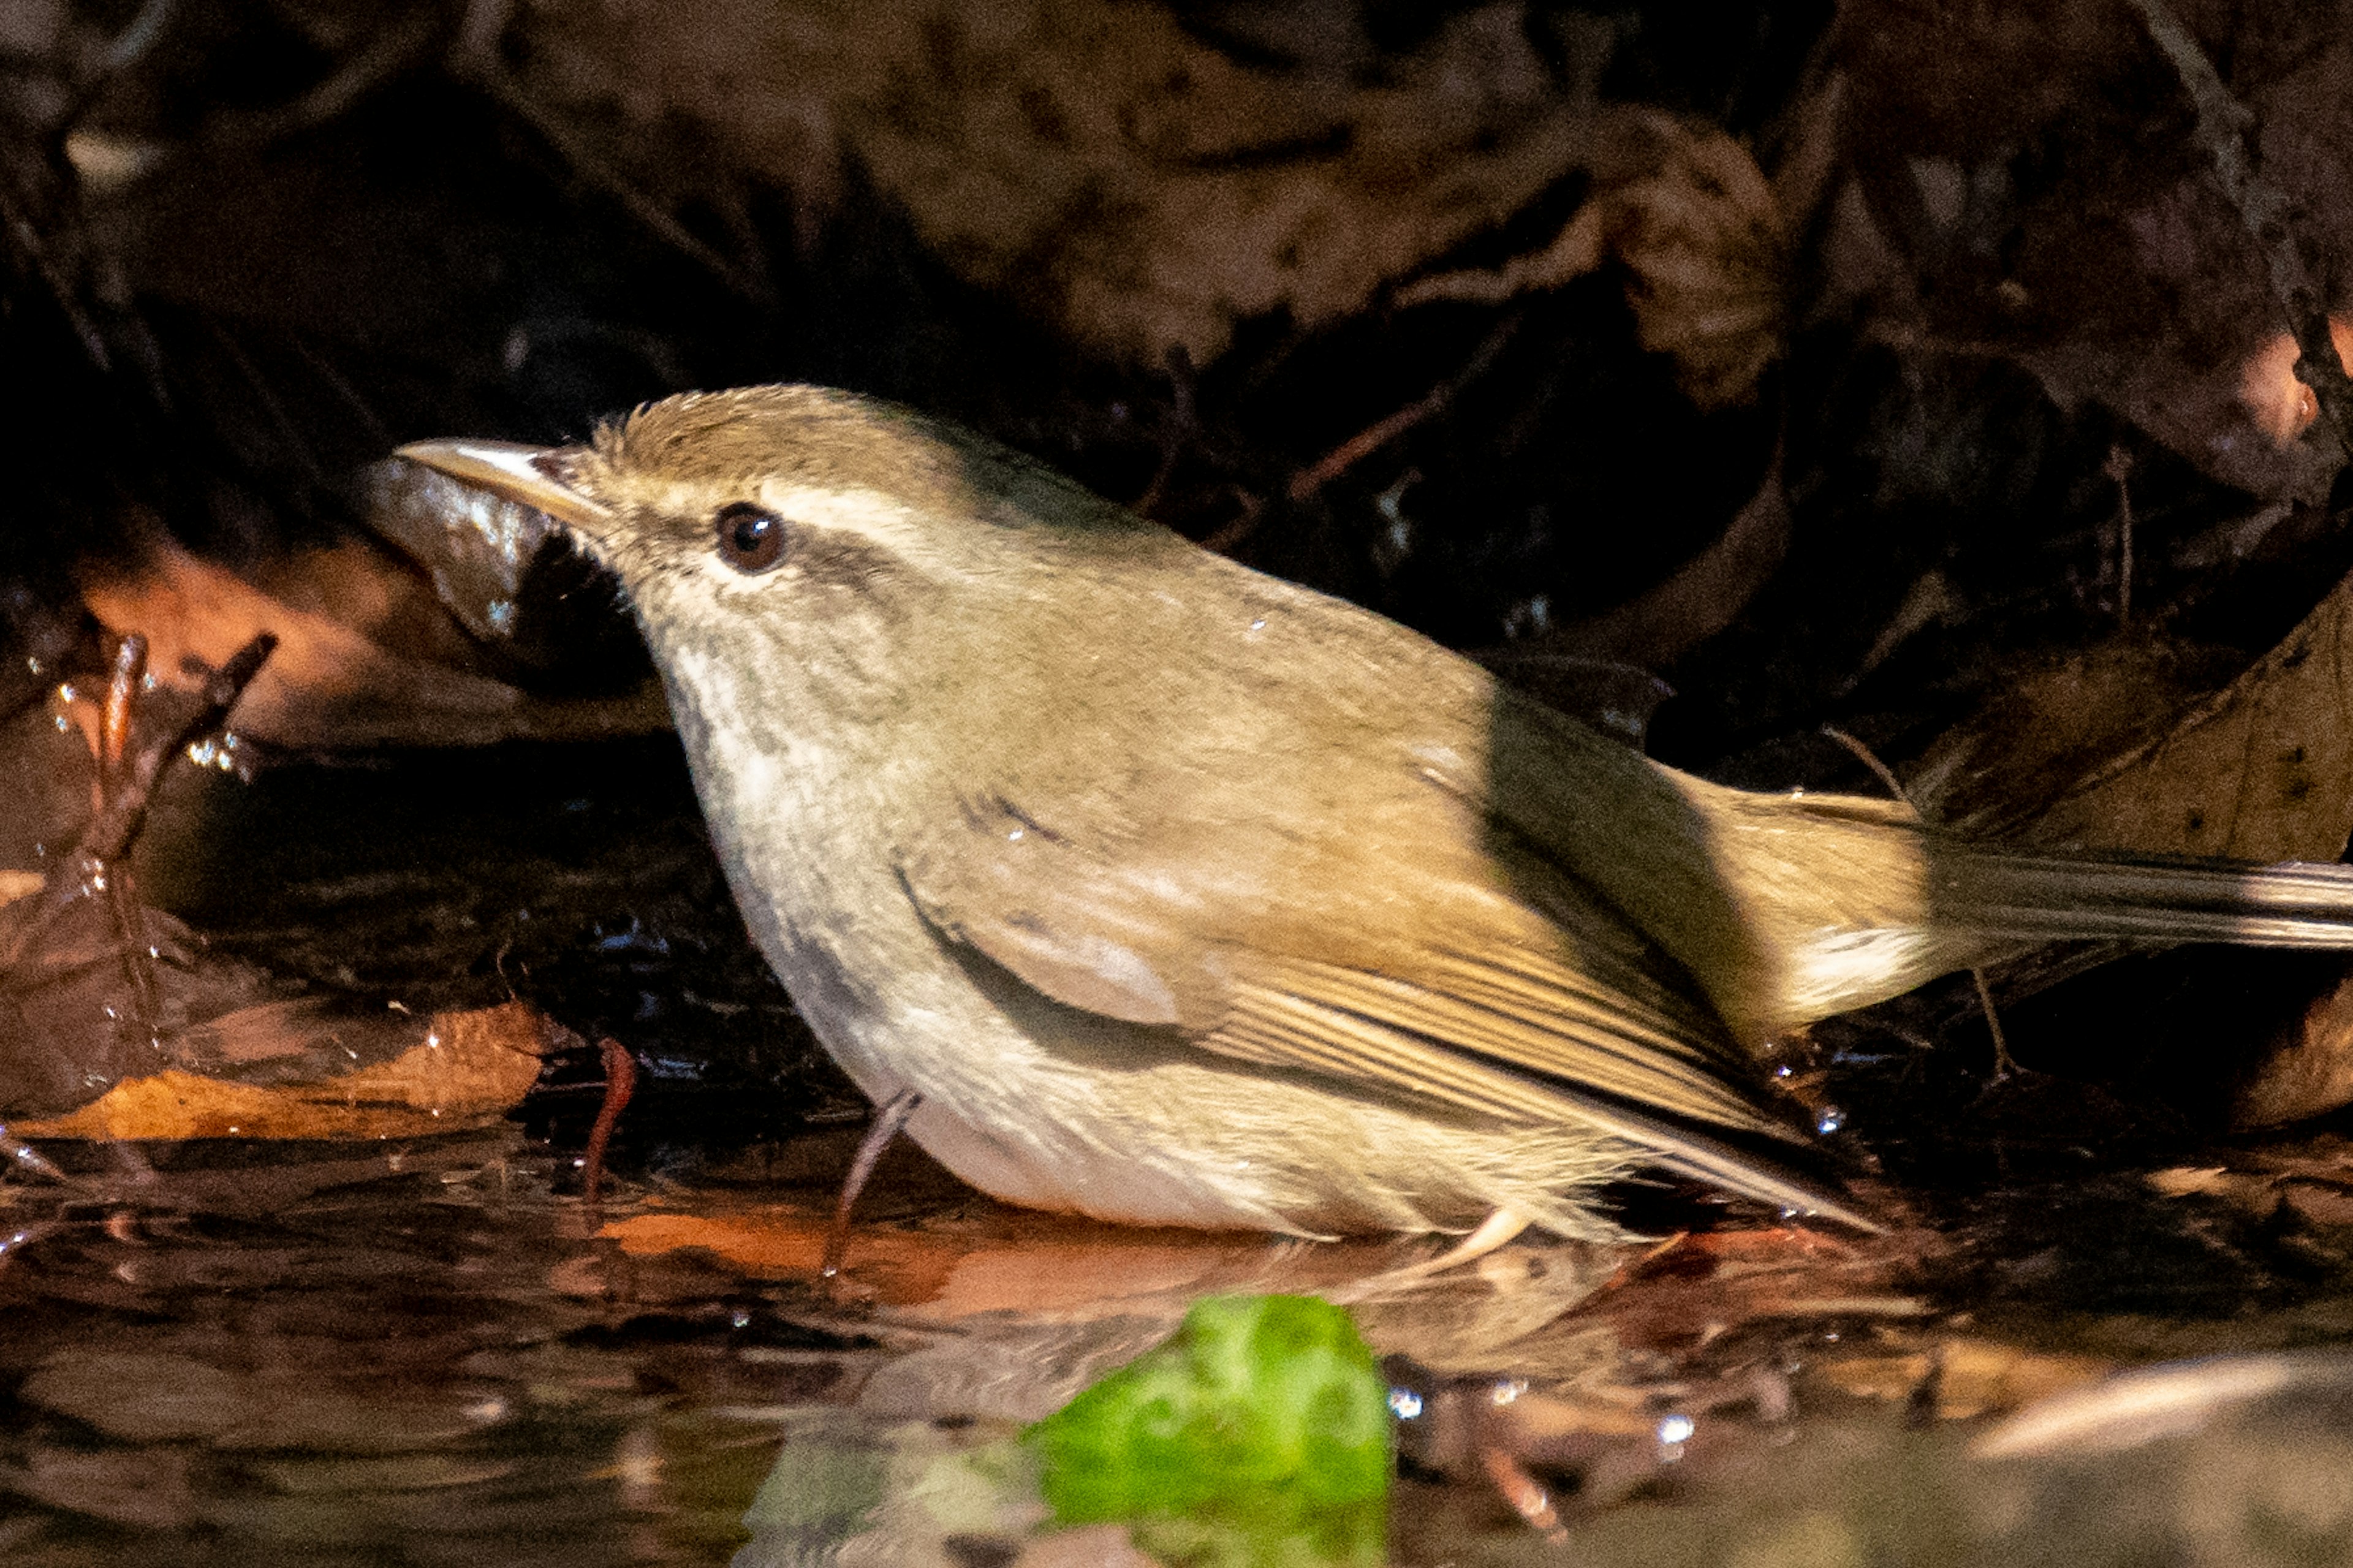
714,502 -> 787,574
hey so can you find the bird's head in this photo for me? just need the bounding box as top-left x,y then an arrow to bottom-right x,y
396,384 -> 1184,759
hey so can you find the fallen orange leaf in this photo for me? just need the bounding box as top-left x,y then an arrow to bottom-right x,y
18,1000 -> 548,1140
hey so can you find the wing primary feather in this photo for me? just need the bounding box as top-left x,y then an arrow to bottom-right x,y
1208,982 -> 1877,1231
1257,955 -> 1789,1136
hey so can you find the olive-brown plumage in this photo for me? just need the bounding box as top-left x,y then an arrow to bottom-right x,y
400,385 -> 2353,1240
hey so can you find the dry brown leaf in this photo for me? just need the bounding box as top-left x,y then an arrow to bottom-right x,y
17,999 -> 548,1140
1400,113 -> 1790,409
1814,1336 -> 2112,1421
2146,1137 -> 2353,1211
77,528 -> 665,749
604,1198 -> 1401,1316
510,0 -> 1621,365
1910,588 -> 2353,1119
602,1189 -> 1615,1370
2236,970 -> 2353,1127
1917,572 -> 2353,862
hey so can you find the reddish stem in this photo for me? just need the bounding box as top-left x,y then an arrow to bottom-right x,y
581,1035 -> 638,1203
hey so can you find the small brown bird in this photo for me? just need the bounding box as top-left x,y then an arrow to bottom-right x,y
400,386 -> 2353,1243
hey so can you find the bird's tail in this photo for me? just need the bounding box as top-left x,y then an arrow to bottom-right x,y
1936,849 -> 2353,947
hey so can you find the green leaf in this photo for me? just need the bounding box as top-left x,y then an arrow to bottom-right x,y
1023,1294 -> 1390,1546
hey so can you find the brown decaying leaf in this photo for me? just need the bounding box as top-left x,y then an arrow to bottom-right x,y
1906,563 -> 2353,1124
507,0 -> 1624,365
1917,564 -> 2353,866
1814,1337 -> 2112,1421
1532,450 -> 1790,671
605,1195 -> 1431,1315
2236,972 -> 2353,1128
15,999 -> 549,1140
1399,112 -> 1789,411
2146,1134 -> 2353,1218
76,527 -> 666,749
1578,1219 -> 1938,1357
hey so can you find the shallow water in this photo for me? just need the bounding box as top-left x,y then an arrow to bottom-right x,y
9,738 -> 2353,1565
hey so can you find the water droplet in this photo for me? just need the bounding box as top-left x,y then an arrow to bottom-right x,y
1007,827 -> 1024,842
53,714 -> 67,732
730,1308 -> 752,1328
486,599 -> 516,632
1249,617 -> 1267,632
1815,1105 -> 1846,1135
1490,1378 -> 1528,1406
1656,1413 -> 1696,1445
1387,1388 -> 1424,1420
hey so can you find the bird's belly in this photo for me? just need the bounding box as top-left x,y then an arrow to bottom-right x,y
898,1094 -> 1289,1230
817,1001 -> 1639,1238
718,843 -> 1637,1238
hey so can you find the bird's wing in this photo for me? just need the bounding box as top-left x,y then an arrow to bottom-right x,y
895,762 -> 1864,1225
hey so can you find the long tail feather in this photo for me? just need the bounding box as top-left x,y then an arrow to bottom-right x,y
1939,851 -> 2353,947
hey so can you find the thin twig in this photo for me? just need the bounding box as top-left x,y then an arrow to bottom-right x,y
477,73 -> 773,306
1,633 -> 275,972
0,1126 -> 78,1186
2104,445 -> 2135,627
580,1036 -> 638,1204
1288,315 -> 1520,502
99,636 -> 157,1033
1135,344 -> 1196,517
1821,724 -> 1907,805
1200,485 -> 1266,554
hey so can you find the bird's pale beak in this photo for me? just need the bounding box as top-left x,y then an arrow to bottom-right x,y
393,440 -> 614,537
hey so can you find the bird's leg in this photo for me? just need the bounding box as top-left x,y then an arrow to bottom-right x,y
1332,1206 -> 1532,1301
820,1088 -> 922,1281
1971,968 -> 2021,1081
